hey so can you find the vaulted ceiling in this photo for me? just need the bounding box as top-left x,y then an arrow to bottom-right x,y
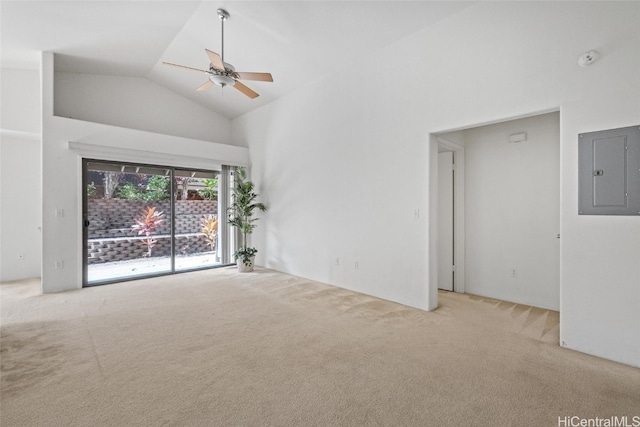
1,1 -> 475,119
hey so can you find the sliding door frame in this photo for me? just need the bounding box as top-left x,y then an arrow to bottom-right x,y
82,158 -> 233,287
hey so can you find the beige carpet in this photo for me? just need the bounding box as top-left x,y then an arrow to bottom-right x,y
1,268 -> 638,426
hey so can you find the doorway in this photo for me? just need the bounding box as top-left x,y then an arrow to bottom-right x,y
432,111 -> 560,310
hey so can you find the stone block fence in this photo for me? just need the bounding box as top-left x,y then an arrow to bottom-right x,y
87,199 -> 218,264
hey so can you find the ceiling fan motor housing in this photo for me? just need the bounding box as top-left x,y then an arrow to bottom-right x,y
209,62 -> 236,87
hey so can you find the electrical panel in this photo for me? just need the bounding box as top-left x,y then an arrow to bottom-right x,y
578,125 -> 640,215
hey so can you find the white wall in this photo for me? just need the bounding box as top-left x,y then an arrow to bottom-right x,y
0,135 -> 41,281
55,71 -> 233,145
460,112 -> 560,310
41,53 -> 249,294
233,2 -> 640,367
1,68 -> 41,132
0,68 -> 42,281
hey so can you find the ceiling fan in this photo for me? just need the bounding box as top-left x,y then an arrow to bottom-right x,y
163,8 -> 273,99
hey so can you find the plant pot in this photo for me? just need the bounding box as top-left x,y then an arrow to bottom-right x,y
237,256 -> 256,273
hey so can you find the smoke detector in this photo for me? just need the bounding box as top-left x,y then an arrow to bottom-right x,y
578,50 -> 599,67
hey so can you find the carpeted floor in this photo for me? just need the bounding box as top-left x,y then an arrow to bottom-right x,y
1,268 -> 638,426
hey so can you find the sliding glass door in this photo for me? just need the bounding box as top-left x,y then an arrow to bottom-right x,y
83,160 -> 232,286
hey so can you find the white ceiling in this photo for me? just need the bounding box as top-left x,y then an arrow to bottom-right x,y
1,1 -> 475,119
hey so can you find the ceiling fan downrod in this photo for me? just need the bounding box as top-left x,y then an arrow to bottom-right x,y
217,8 -> 229,63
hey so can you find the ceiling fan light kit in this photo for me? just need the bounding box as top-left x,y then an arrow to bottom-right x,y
162,8 -> 273,99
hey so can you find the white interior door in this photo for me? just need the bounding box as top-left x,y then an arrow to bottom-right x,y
438,151 -> 454,291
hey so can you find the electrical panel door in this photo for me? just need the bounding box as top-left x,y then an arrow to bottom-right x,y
579,125 -> 640,215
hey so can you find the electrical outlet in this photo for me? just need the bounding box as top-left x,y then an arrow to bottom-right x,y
54,208 -> 65,218
55,260 -> 64,269
510,269 -> 517,278
414,209 -> 420,219
335,257 -> 340,266
354,260 -> 359,270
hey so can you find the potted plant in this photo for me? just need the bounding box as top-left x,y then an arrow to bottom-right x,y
228,167 -> 267,272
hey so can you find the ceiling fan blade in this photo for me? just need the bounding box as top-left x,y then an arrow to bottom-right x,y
205,49 -> 225,70
234,72 -> 273,82
162,62 -> 208,73
197,80 -> 214,91
233,80 -> 259,99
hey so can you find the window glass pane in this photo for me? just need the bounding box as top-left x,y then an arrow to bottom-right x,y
86,161 -> 172,284
174,169 -> 222,271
